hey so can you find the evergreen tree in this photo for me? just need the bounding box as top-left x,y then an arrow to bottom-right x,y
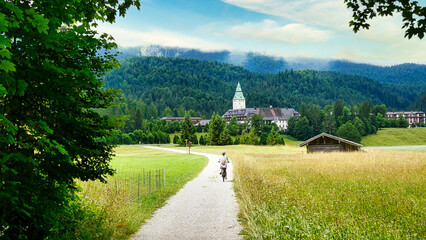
267,128 -> 282,145
180,114 -> 196,145
196,123 -> 203,133
208,113 -> 224,145
322,113 -> 337,135
220,127 -> 233,145
259,132 -> 269,145
173,135 -> 180,144
247,128 -> 260,145
199,135 -> 206,145
333,100 -> 345,126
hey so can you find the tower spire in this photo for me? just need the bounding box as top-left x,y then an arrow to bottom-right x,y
233,82 -> 245,109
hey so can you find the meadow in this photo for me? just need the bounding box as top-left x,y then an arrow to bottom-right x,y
174,144 -> 425,239
362,128 -> 426,146
76,145 -> 207,239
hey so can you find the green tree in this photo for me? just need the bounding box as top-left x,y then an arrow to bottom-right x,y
199,135 -> 206,145
180,114 -> 196,145
334,100 -> 345,127
411,90 -> 426,112
353,117 -> 366,136
337,121 -> 362,143
322,113 -> 337,135
0,0 -> 140,238
173,135 -> 180,144
135,109 -> 143,130
294,116 -> 314,140
162,106 -> 173,117
267,128 -> 282,145
251,114 -> 264,135
228,116 -> 239,136
344,0 -> 426,39
220,126 -> 233,145
208,113 -> 224,145
372,104 -> 387,117
375,113 -> 387,130
398,113 -> 410,128
247,128 -> 260,145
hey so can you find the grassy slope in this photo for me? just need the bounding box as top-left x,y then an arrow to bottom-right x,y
361,128 -> 426,146
78,145 -> 208,239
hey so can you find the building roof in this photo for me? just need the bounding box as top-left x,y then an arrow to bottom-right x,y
222,108 -> 257,119
196,119 -> 210,126
233,82 -> 245,100
298,132 -> 363,147
222,107 -> 300,120
255,107 -> 300,119
386,111 -> 425,114
161,117 -> 203,121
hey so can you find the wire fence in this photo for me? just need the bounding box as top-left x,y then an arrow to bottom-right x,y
78,168 -> 166,205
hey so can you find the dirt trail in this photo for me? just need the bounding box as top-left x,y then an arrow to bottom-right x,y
131,146 -> 242,240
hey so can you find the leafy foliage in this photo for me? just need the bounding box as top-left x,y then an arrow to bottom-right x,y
344,0 -> 426,39
0,0 -> 140,238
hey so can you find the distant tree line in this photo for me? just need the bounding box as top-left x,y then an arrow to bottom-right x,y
286,100 -> 411,143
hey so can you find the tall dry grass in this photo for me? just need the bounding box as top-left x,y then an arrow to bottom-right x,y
232,150 -> 426,239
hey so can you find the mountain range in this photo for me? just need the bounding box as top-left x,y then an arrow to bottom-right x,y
116,45 -> 426,85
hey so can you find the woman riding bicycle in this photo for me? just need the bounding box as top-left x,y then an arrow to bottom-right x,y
218,150 -> 230,181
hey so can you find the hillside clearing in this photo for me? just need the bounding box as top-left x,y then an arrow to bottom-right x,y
361,128 -> 426,146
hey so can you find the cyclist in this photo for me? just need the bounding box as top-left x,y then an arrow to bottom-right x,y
218,150 -> 230,180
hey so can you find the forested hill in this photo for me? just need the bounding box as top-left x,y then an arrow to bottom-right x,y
116,46 -> 426,85
327,61 -> 426,85
104,57 -> 421,118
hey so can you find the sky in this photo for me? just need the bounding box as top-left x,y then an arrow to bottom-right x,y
97,0 -> 426,65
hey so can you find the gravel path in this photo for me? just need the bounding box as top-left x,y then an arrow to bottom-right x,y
131,146 -> 242,240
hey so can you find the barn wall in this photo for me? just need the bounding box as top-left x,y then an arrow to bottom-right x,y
307,144 -> 340,153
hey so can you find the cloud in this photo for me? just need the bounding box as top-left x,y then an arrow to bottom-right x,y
96,24 -> 230,51
226,19 -> 332,44
222,0 -> 352,30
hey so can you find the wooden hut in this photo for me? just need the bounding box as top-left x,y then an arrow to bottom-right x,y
299,133 -> 363,153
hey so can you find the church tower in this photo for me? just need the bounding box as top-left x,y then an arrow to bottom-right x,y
233,82 -> 246,109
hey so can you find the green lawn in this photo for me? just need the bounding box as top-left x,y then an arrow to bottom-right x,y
361,128 -> 426,146
77,145 -> 208,239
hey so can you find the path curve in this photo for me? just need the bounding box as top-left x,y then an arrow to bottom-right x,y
131,146 -> 242,240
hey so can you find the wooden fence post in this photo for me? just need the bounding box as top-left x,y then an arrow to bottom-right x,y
137,173 -> 140,199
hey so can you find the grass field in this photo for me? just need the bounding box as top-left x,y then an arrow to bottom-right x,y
77,145 -> 207,239
362,128 -> 426,146
183,145 -> 426,239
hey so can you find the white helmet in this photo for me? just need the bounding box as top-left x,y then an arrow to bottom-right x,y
222,150 -> 226,154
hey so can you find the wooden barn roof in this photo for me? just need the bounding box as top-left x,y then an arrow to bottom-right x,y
299,132 -> 363,147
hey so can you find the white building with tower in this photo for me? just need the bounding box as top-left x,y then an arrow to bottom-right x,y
222,82 -> 300,130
